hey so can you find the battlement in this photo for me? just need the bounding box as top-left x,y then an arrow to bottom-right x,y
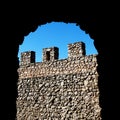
18,41 -> 97,79
19,41 -> 86,65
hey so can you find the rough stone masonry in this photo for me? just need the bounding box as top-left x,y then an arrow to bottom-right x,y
17,41 -> 101,120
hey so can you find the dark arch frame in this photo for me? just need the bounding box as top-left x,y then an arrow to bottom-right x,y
2,14 -> 116,120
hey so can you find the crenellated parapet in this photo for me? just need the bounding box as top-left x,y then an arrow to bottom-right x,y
19,41 -> 86,65
18,42 -> 98,79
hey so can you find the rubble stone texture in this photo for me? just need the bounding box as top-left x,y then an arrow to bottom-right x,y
17,42 -> 101,120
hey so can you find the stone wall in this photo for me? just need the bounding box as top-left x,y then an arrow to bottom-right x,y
17,42 -> 101,120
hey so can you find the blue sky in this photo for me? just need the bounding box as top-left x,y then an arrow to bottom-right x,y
18,22 -> 98,62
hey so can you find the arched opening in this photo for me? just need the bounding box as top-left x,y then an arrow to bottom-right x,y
17,22 -> 100,119
3,14 -> 116,120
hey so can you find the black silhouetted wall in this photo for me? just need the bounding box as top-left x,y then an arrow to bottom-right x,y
1,11 -> 117,120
